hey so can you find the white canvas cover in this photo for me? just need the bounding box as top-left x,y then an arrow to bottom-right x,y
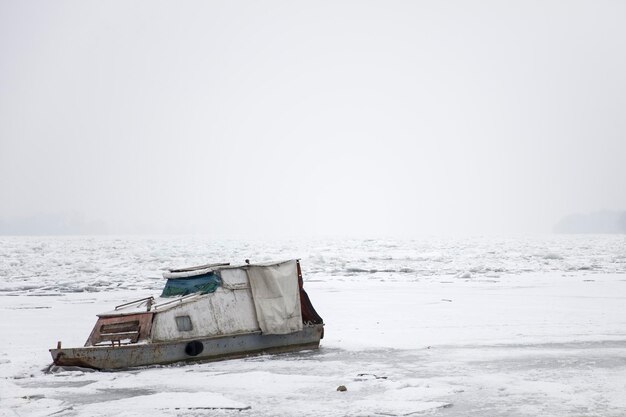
246,260 -> 303,335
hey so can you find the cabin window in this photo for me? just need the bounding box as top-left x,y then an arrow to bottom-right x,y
161,273 -> 222,297
175,315 -> 193,331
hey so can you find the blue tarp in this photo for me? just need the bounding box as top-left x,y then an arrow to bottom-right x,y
161,273 -> 221,297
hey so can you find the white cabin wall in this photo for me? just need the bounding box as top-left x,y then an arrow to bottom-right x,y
210,287 -> 259,335
151,296 -> 217,341
151,287 -> 260,342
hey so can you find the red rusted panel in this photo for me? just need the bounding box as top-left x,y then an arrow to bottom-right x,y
296,260 -> 323,325
85,313 -> 154,347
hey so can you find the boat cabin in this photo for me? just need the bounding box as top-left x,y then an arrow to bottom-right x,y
84,259 -> 323,349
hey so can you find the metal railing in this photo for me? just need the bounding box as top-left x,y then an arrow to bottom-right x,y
115,296 -> 155,311
153,293 -> 201,310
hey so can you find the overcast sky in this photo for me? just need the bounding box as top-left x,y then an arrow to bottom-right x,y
1,1 -> 624,237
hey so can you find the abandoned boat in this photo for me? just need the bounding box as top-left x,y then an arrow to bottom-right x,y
50,259 -> 324,370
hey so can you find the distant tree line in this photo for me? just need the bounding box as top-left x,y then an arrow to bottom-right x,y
554,210 -> 626,234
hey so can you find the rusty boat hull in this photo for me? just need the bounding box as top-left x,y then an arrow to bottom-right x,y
50,323 -> 323,370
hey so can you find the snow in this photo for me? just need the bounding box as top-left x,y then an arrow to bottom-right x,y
79,392 -> 250,413
1,235 -> 626,416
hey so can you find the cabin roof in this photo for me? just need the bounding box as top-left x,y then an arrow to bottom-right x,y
163,259 -> 297,279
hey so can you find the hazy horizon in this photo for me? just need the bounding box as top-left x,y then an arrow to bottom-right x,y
1,209 -> 626,238
2,1 -> 625,238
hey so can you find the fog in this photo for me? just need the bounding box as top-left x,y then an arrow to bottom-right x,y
1,1 -> 625,237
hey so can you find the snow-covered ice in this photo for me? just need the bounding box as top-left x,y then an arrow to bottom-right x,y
1,235 -> 625,416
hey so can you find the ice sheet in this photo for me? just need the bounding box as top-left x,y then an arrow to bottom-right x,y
1,235 -> 625,295
1,236 -> 625,416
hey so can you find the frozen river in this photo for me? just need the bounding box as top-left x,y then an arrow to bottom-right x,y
1,235 -> 625,416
